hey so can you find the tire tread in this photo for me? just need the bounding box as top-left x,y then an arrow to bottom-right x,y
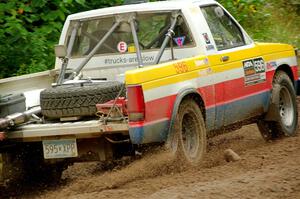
40,82 -> 125,118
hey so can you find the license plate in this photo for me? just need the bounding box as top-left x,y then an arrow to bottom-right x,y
42,139 -> 78,159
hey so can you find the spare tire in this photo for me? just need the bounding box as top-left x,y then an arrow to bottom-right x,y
40,81 -> 125,119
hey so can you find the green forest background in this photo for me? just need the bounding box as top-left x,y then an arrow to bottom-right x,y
0,0 -> 299,79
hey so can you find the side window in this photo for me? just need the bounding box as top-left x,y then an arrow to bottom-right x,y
201,5 -> 245,51
138,14 -> 194,49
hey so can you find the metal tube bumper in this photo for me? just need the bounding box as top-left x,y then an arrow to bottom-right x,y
7,120 -> 129,141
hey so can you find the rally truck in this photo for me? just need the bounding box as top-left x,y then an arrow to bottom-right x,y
0,0 -> 299,185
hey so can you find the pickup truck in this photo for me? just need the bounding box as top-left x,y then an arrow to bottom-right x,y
0,0 -> 299,185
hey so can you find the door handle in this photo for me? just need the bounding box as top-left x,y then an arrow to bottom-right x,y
221,56 -> 230,62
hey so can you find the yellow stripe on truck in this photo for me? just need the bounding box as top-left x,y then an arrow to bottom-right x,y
263,51 -> 295,62
125,55 -> 208,85
207,46 -> 261,66
125,43 -> 296,91
255,42 -> 294,55
142,70 -> 200,91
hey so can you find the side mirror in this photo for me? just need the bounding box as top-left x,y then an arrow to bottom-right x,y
54,45 -> 67,58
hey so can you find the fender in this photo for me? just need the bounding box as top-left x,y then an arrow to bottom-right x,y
167,88 -> 203,139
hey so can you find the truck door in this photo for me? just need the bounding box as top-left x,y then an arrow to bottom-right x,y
200,5 -> 269,127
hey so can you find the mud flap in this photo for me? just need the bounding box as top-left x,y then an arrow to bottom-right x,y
296,78 -> 300,96
264,84 -> 280,121
0,153 -> 23,186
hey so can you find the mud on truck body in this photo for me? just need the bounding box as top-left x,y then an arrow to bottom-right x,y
0,0 -> 299,185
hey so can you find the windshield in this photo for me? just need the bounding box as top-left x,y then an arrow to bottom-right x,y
66,11 -> 194,58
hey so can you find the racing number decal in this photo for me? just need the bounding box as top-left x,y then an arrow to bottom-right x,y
243,58 -> 266,86
173,62 -> 188,74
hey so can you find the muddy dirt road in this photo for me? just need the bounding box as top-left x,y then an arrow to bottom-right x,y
2,122 -> 298,199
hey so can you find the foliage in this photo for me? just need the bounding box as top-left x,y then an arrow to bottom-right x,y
218,0 -> 300,47
218,0 -> 264,25
0,0 -> 122,78
254,0 -> 300,47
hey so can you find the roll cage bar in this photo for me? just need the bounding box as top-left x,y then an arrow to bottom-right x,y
56,11 -> 180,85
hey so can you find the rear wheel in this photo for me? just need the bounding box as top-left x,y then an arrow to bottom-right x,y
166,99 -> 206,166
257,71 -> 298,141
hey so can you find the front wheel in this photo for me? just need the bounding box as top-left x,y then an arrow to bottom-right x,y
258,71 -> 298,141
166,99 -> 207,166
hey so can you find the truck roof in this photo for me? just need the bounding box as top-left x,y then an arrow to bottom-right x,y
67,0 -> 217,21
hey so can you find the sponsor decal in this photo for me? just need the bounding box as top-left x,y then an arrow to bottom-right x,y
173,36 -> 186,47
173,62 -> 188,74
206,44 -> 215,51
266,61 -> 277,70
117,41 -> 128,53
128,44 -> 136,53
199,67 -> 212,76
243,57 -> 266,86
195,58 -> 209,67
195,59 -> 205,66
202,33 -> 211,44
104,56 -> 154,65
204,58 -> 209,64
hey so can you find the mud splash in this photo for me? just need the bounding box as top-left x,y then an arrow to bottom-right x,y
51,148 -> 186,197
